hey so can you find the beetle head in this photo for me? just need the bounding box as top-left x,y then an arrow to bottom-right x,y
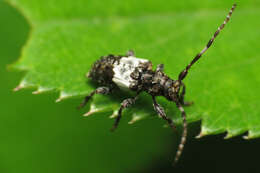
167,80 -> 181,101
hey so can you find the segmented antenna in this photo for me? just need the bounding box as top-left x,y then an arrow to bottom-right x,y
174,102 -> 187,165
174,3 -> 237,165
178,3 -> 237,81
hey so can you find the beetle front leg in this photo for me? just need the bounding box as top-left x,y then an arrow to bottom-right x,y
78,87 -> 111,109
152,96 -> 176,130
179,83 -> 193,106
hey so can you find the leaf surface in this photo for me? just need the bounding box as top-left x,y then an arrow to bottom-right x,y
8,0 -> 260,138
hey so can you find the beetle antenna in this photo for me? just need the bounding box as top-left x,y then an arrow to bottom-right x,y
178,3 -> 237,81
173,102 -> 188,165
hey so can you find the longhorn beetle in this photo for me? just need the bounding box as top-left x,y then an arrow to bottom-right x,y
79,4 -> 237,164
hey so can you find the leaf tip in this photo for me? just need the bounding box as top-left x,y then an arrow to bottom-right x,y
242,130 -> 260,140
83,104 -> 103,117
13,85 -> 23,92
128,114 -> 142,124
56,91 -> 71,102
109,110 -> 118,119
83,111 -> 94,117
195,132 -> 205,139
196,126 -> 210,138
32,87 -> 52,95
242,135 -> 249,140
13,80 -> 27,92
55,97 -> 62,102
224,133 -> 233,139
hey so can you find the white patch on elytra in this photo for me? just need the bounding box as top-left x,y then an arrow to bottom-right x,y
112,56 -> 148,90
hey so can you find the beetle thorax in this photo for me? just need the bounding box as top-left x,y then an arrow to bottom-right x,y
143,70 -> 180,100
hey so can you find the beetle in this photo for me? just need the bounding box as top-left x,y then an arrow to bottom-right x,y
78,4 -> 237,164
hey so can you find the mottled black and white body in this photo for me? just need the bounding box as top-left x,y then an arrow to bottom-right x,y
79,4 -> 237,165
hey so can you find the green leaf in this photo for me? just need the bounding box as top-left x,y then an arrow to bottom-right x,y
8,0 -> 260,139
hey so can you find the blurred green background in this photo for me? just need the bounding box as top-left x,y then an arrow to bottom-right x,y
1,0 -> 260,173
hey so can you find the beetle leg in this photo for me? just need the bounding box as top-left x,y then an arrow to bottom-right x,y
179,83 -> 193,106
156,64 -> 164,72
152,96 -> 176,130
126,50 -> 135,57
78,87 -> 111,109
111,95 -> 139,131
